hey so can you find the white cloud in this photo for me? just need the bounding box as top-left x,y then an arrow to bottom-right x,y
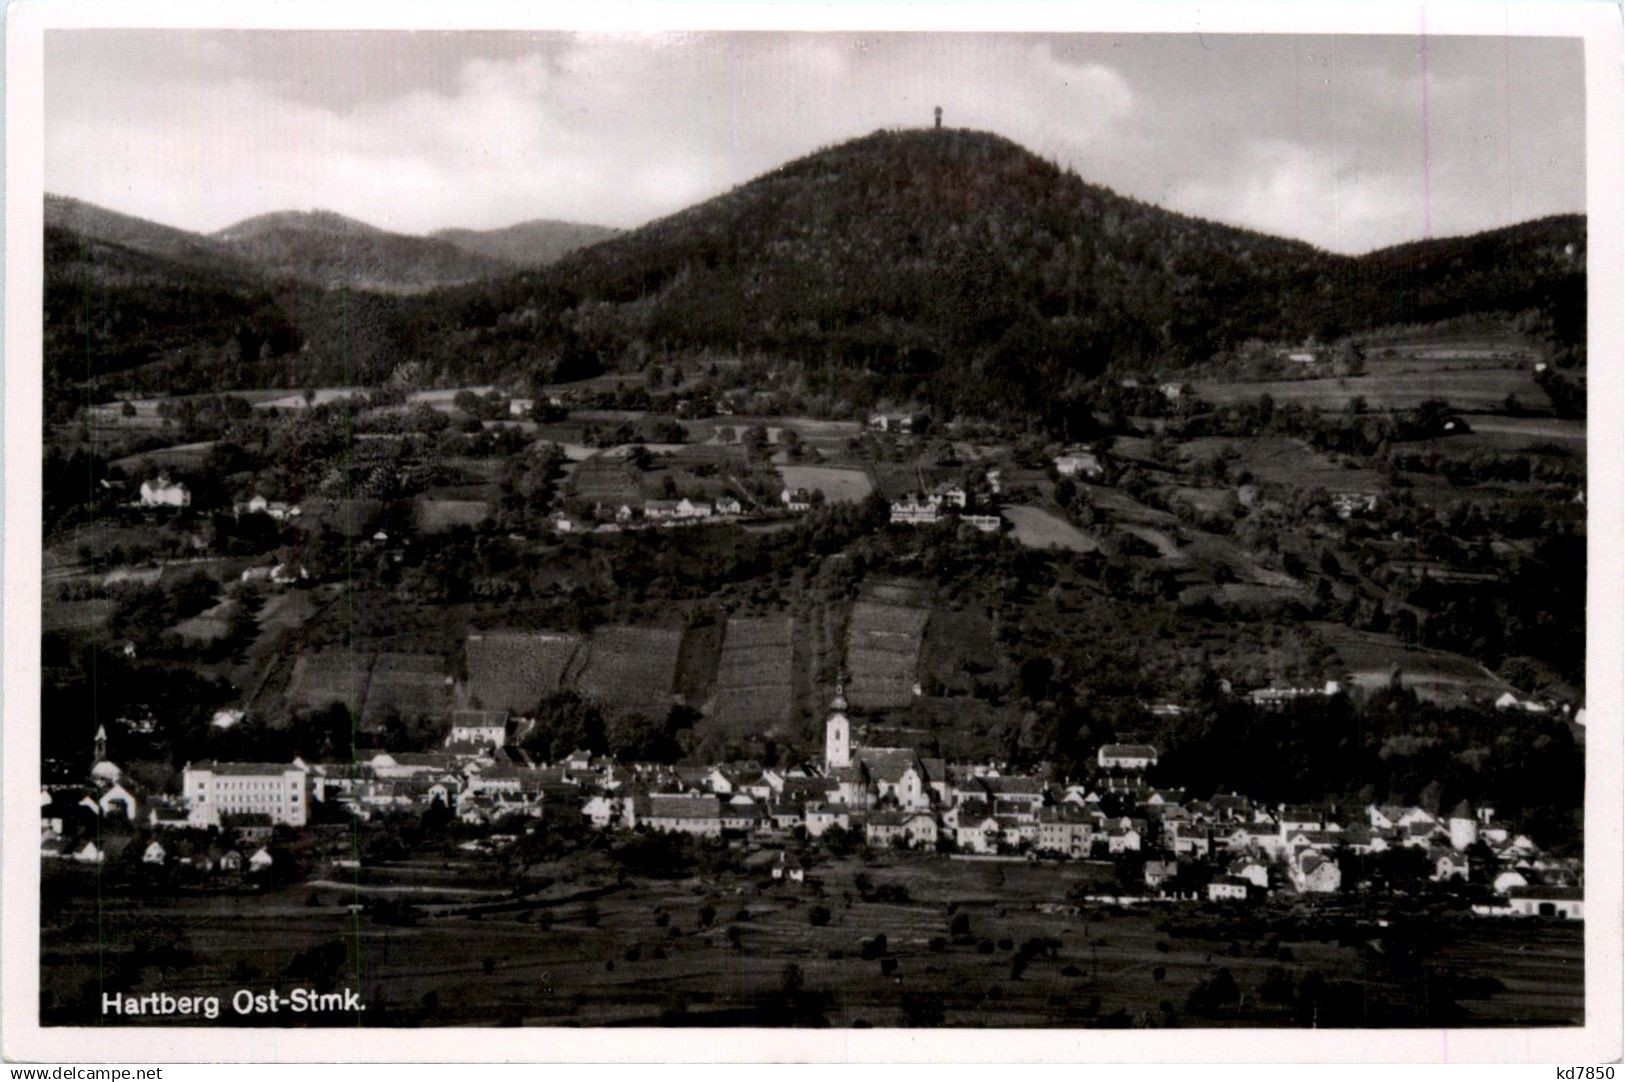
44,31 -> 1583,252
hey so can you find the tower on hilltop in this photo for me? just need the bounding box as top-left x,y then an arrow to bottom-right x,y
934,105 -> 943,130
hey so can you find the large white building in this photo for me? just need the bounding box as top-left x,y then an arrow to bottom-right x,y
182,761 -> 310,828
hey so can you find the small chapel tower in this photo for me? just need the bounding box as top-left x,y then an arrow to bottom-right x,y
824,685 -> 851,771
93,723 -> 108,764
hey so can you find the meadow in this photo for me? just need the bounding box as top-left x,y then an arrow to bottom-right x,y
38,852 -> 1583,1029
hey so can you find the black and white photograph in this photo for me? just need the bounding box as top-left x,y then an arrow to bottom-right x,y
4,1 -> 1621,1065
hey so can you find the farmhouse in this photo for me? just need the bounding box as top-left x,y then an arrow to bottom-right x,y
139,475 -> 191,508
1097,744 -> 1158,771
1330,491 -> 1379,519
676,498 -> 713,519
1054,450 -> 1103,479
1505,886 -> 1584,920
1290,850 -> 1342,894
236,494 -> 300,520
1431,849 -> 1470,882
642,794 -> 723,837
1248,681 -> 1342,709
643,499 -> 681,521
1037,805 -> 1096,855
889,495 -> 941,525
803,802 -> 850,838
867,412 -> 915,434
866,810 -> 940,849
781,488 -> 813,512
447,709 -> 508,749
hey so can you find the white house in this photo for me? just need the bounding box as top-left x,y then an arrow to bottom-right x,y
1054,451 -> 1103,479
1207,876 -> 1251,902
675,498 -> 713,520
1505,886 -> 1583,920
139,476 -> 191,508
447,710 -> 508,749
1291,850 -> 1342,893
804,803 -> 849,838
1097,744 -> 1158,771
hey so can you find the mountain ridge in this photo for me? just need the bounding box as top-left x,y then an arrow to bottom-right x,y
43,127 -> 1586,419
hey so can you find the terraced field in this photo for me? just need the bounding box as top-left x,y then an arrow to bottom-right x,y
1193,364 -> 1546,414
567,457 -> 643,506
709,615 -> 797,735
413,496 -> 491,532
464,631 -> 581,714
284,648 -> 373,715
574,626 -> 683,717
360,652 -> 452,727
845,601 -> 928,709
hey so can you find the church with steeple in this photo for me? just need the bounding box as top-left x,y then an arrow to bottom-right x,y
820,682 -> 946,810
824,685 -> 851,770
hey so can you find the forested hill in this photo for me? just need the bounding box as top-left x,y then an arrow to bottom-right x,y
44,128 -> 1586,419
431,219 -> 619,268
439,128 -> 1586,414
211,210 -> 515,293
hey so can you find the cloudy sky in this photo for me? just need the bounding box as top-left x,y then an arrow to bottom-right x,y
45,30 -> 1585,254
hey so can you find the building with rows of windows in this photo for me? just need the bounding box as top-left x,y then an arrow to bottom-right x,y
181,761 -> 310,828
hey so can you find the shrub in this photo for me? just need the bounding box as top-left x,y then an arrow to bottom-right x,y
858,934 -> 888,960
949,912 -> 972,937
977,939 -> 995,955
809,904 -> 832,927
880,957 -> 898,976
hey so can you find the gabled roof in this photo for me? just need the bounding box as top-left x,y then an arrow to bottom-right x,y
1506,885 -> 1583,901
855,747 -> 917,783
189,761 -> 301,776
1099,743 -> 1158,757
450,709 -> 508,727
982,775 -> 1044,796
646,794 -> 720,820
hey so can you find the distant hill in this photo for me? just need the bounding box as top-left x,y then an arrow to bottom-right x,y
45,194 -> 253,278
212,209 -> 516,293
432,219 -> 618,268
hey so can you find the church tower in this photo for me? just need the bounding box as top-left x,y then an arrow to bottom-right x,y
93,723 -> 108,764
824,685 -> 851,771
